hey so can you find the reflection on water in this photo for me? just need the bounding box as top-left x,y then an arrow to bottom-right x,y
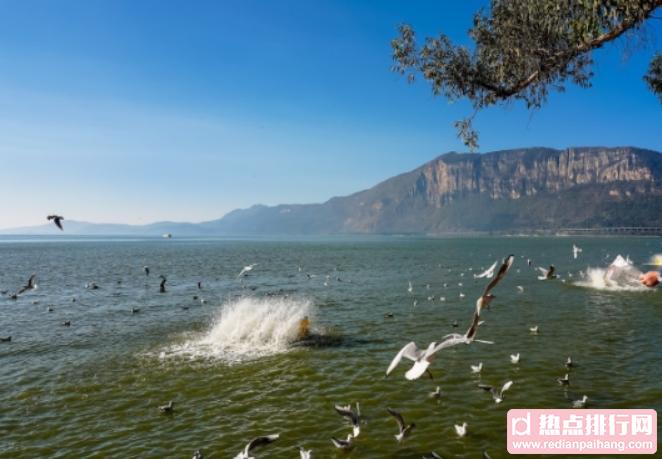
1,236 -> 661,458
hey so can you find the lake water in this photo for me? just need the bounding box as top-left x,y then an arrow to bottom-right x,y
1,236 -> 661,458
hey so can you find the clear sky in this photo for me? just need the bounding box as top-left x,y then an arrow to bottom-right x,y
1,0 -> 660,229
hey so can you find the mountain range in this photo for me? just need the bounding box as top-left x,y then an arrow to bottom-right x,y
5,146 -> 662,236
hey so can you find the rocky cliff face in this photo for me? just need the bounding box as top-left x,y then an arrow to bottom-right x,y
251,146 -> 662,234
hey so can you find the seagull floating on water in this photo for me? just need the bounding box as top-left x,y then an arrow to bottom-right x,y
565,356 -> 574,369
516,285 -> 524,293
454,422 -> 468,437
159,276 -> 167,293
387,407 -> 415,442
529,325 -> 539,334
159,401 -> 174,413
479,380 -> 513,404
429,386 -> 442,399
334,403 -> 361,437
192,450 -> 203,459
143,266 -> 150,276
47,214 -> 64,230
0,336 -> 11,342
572,395 -> 588,408
510,353 -> 520,364
423,452 -> 443,459
234,434 -> 279,459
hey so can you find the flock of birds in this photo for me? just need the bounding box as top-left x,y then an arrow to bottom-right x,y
1,218 -> 598,457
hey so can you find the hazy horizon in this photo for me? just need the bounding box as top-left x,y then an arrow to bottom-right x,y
1,0 -> 661,230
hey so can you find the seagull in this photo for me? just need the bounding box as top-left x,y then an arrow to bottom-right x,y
557,373 -> 570,386
386,407 -> 415,442
573,244 -> 582,259
330,434 -> 353,450
159,275 -> 167,293
334,403 -> 361,437
423,452 -> 443,459
565,356 -> 574,369
572,395 -> 588,408
144,266 -> 150,276
0,336 -> 11,342
47,214 -> 64,230
298,446 -> 312,459
192,450 -> 204,459
479,380 -> 513,404
516,285 -> 524,293
537,265 -> 557,280
197,281 -> 202,289
470,362 -> 483,374
474,261 -> 498,279
454,422 -> 468,437
85,282 -> 100,290
429,386 -> 442,399
62,320 -> 71,327
234,434 -> 279,459
131,307 -> 140,314
159,401 -> 174,413
483,451 -> 492,459
16,274 -> 37,296
529,325 -> 539,334
386,255 -> 513,380
237,264 -> 257,278
459,292 -> 465,298
510,353 -> 520,364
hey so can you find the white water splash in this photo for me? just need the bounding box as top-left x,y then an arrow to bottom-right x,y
574,256 -> 650,292
162,296 -> 314,362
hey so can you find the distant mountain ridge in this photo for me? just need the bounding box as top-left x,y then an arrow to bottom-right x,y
5,146 -> 662,235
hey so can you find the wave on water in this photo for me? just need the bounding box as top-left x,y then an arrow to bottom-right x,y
161,296 -> 315,362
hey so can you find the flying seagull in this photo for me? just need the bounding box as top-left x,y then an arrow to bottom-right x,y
159,275 -> 167,293
470,362 -> 483,374
334,403 -> 361,437
16,274 -> 37,295
234,434 -> 279,459
386,407 -> 415,442
537,265 -> 557,280
479,380 -> 513,404
408,281 -> 413,294
474,261 -> 498,279
573,244 -> 582,259
510,353 -> 520,364
298,446 -> 312,459
47,214 -> 64,230
330,434 -> 353,450
237,264 -> 257,278
386,255 -> 514,380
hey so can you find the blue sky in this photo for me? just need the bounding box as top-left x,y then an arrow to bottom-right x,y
1,0 -> 660,229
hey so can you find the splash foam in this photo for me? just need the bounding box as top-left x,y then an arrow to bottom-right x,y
163,296 -> 314,362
